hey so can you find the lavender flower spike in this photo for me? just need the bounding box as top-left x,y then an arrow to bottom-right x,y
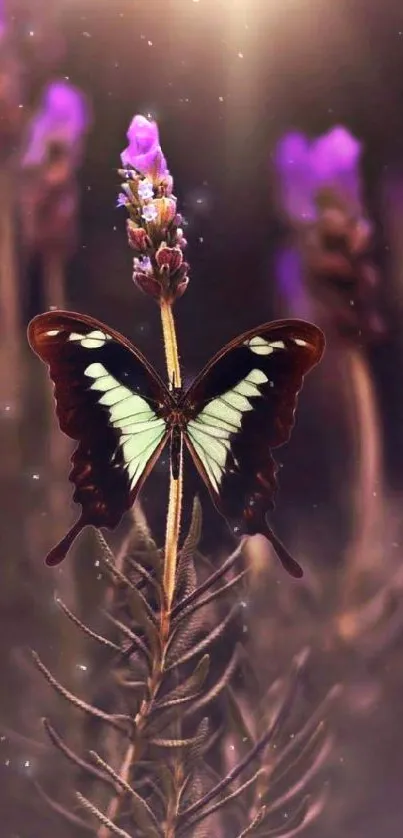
0,0 -> 6,41
275,125 -> 363,223
311,126 -> 362,207
22,80 -> 90,168
121,114 -> 170,181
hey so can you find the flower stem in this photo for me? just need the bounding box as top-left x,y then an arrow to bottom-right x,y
160,298 -> 183,622
163,449 -> 183,616
160,298 -> 181,390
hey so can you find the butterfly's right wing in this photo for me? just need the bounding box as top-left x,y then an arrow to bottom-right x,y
182,319 -> 324,577
28,311 -> 171,564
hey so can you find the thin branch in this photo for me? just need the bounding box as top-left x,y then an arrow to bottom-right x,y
269,685 -> 340,786
165,603 -> 241,672
31,652 -> 129,734
76,793 -> 133,838
99,550 -> 158,626
56,598 -> 120,652
124,554 -> 161,594
101,611 -> 152,664
263,795 -> 310,837
171,544 -> 244,620
180,769 -> 263,833
178,652 -> 304,824
42,718 -> 118,789
261,737 -> 332,819
233,808 -> 266,838
90,750 -> 163,837
172,570 -> 248,628
34,782 -> 93,833
184,644 -> 240,717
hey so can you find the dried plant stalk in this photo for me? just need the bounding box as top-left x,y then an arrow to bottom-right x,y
28,497 -> 334,837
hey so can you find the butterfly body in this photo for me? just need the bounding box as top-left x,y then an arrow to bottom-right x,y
170,423 -> 183,480
28,311 -> 325,576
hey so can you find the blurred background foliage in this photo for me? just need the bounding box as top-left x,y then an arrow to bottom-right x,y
2,0 -> 403,835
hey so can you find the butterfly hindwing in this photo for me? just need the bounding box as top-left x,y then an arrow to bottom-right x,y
28,311 -> 171,564
182,320 -> 325,576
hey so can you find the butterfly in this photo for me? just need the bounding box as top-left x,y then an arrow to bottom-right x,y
28,311 -> 325,577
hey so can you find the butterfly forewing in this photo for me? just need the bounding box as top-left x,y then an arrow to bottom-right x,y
181,320 -> 324,575
28,311 -> 171,564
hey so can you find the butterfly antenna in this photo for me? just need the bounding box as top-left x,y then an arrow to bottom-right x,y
45,515 -> 87,566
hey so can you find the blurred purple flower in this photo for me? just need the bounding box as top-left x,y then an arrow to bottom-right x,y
0,0 -> 6,41
22,80 -> 90,168
121,114 -> 169,180
275,126 -> 363,223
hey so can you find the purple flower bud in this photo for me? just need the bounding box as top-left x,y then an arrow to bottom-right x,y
127,222 -> 151,252
155,245 -> 183,273
121,114 -> 170,181
133,268 -> 163,301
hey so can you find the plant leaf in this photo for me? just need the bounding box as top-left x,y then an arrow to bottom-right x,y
56,598 -> 120,652
42,718 -> 117,789
183,496 -> 203,553
33,782 -> 94,833
76,792 -> 135,838
166,604 -> 241,671
174,570 -> 248,629
171,544 -> 244,620
31,652 -> 129,733
184,645 -> 239,718
90,750 -> 162,837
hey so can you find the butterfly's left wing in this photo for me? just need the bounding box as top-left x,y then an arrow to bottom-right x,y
181,320 -> 325,577
28,311 -> 171,565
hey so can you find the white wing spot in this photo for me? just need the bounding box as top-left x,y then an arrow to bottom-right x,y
246,336 -> 286,355
294,338 -> 308,346
247,368 -> 268,386
89,374 -> 118,392
220,390 -> 252,413
46,329 -> 60,337
69,329 -> 112,348
98,385 -> 132,407
85,362 -> 108,379
201,399 -> 242,428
